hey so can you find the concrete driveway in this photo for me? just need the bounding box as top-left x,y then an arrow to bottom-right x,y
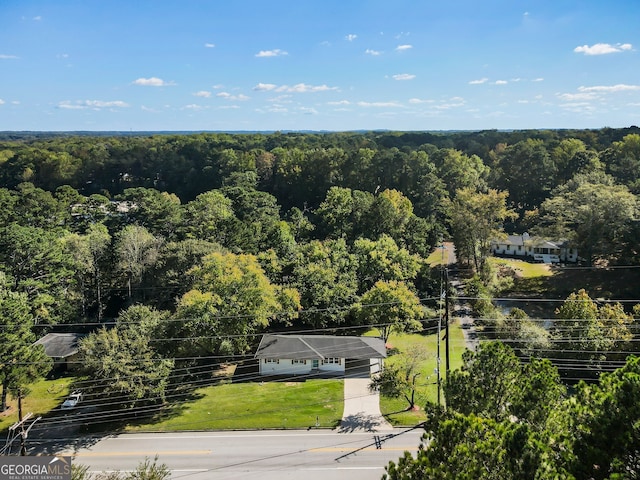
337,377 -> 393,433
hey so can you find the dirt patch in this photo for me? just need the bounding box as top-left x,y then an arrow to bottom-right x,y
0,406 -> 14,417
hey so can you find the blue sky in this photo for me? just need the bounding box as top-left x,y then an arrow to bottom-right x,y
1,0 -> 639,131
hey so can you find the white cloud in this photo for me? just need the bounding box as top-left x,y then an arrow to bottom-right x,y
183,104 -> 207,110
557,92 -> 597,101
133,77 -> 174,87
395,44 -> 413,51
365,49 -> 382,56
469,78 -> 489,85
0,54 -> 19,59
216,92 -> 250,101
58,100 -> 129,109
286,83 -> 336,93
268,94 -> 293,103
357,101 -> 403,107
328,100 -> 350,105
532,78 -> 544,82
33,16 -> 42,21
287,83 -> 337,93
346,34 -> 357,42
204,43 -> 215,48
393,73 -> 416,81
255,83 -> 338,93
194,91 -> 211,98
578,84 -> 640,93
253,83 -> 278,91
0,99 -> 5,105
436,98 -> 466,109
408,98 -> 434,104
300,107 -> 318,114
574,43 -> 633,55
494,80 -> 508,85
255,49 -> 288,57
85,100 -> 129,108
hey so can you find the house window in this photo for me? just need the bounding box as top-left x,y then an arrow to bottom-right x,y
322,358 -> 341,365
292,359 -> 307,365
506,245 -> 511,250
518,246 -> 522,251
264,359 -> 279,364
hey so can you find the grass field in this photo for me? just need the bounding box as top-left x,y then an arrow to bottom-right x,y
127,379 -> 344,432
488,257 -> 553,279
0,377 -> 74,432
379,324 -> 467,426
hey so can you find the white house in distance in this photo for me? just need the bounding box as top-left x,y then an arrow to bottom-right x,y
254,334 -> 387,377
491,233 -> 579,264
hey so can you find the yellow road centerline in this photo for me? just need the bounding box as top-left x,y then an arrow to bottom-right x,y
310,446 -> 415,452
68,450 -> 211,457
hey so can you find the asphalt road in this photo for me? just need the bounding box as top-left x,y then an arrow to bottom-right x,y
43,429 -> 424,479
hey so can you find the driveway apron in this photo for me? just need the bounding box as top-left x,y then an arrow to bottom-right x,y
338,377 -> 394,432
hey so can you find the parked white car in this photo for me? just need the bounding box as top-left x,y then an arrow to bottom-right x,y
61,391 -> 82,410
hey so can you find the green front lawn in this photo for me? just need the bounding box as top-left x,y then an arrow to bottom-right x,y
488,257 -> 553,279
0,377 -> 74,432
380,324 -> 467,426
128,379 -> 344,432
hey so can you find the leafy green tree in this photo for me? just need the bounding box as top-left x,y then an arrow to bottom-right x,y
78,306 -> 173,407
553,289 -> 634,368
495,139 -> 558,211
165,252 -> 300,359
291,239 -> 358,329
0,223 -> 75,323
549,355 -> 640,479
182,190 -> 234,242
366,189 -> 414,241
369,345 -> 429,410
147,238 -> 223,310
63,224 -> 111,319
433,148 -> 489,197
494,308 -> 551,357
384,407 -> 562,480
447,188 -> 516,270
445,342 -> 565,428
536,174 -> 637,265
353,235 -> 422,293
0,284 -> 52,411
115,225 -> 162,300
115,187 -> 183,240
606,133 -> 640,192
353,280 -> 424,342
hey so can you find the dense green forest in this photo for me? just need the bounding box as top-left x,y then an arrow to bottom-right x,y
1,128 -> 639,478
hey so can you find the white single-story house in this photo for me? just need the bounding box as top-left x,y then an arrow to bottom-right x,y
491,233 -> 578,264
254,334 -> 387,377
34,332 -> 86,371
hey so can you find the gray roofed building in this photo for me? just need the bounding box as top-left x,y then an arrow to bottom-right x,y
34,333 -> 86,361
255,334 -> 387,377
255,334 -> 387,360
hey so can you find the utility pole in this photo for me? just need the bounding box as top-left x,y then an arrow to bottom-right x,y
445,267 -> 450,380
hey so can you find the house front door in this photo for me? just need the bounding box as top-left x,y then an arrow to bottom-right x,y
312,359 -> 319,369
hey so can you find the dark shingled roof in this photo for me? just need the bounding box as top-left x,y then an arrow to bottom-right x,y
34,333 -> 86,359
255,334 -> 387,360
